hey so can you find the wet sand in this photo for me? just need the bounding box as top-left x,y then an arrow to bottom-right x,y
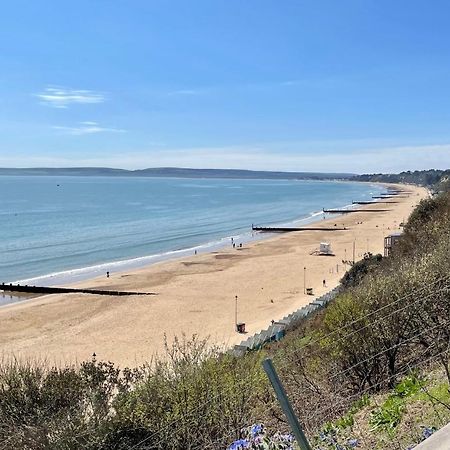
0,184 -> 428,367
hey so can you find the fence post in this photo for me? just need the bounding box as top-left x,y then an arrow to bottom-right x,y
262,358 -> 312,450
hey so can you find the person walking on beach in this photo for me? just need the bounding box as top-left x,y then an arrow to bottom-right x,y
106,271 -> 110,278
323,279 -> 326,287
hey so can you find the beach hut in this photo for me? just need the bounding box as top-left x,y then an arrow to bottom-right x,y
384,232 -> 402,257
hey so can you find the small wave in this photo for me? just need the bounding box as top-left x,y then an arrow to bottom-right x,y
7,183 -> 382,287
11,237 -> 240,286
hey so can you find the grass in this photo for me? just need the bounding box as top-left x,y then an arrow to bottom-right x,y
313,366 -> 450,449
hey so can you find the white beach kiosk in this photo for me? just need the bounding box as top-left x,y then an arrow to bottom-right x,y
319,242 -> 333,255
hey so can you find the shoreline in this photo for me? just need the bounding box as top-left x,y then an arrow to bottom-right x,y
7,180 -> 384,290
0,183 -> 427,367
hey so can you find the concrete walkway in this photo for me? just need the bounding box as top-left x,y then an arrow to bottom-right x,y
415,423 -> 450,449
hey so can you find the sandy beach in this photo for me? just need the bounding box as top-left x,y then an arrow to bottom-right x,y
0,184 -> 428,367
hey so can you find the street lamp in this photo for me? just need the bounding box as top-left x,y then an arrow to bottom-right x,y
303,267 -> 306,294
235,295 -> 238,331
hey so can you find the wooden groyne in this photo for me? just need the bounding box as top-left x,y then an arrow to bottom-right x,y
252,225 -> 347,232
352,201 -> 398,205
323,208 -> 391,214
0,283 -> 156,297
372,195 -> 394,199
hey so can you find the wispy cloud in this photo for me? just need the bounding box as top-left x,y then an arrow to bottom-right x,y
35,87 -> 105,108
164,77 -> 342,96
52,121 -> 125,135
167,88 -> 205,96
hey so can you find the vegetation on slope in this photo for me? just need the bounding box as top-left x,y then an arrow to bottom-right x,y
353,168 -> 450,192
263,188 -> 450,448
0,338 -> 267,449
1,188 -> 450,449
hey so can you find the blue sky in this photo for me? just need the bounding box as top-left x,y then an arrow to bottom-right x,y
1,0 -> 450,173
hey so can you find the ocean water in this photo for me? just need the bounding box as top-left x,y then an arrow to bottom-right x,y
0,176 -> 383,285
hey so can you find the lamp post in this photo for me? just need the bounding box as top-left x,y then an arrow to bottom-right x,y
352,240 -> 356,264
235,295 -> 238,331
303,267 -> 306,294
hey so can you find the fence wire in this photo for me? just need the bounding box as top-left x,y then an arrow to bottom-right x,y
126,278 -> 450,449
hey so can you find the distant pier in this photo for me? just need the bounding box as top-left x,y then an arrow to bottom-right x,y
0,283 -> 156,297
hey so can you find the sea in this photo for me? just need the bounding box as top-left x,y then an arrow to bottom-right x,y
0,176 -> 384,286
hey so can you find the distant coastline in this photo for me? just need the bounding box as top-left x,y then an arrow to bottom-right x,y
0,166 -> 355,180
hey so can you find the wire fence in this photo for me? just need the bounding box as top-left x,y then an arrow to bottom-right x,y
266,281 -> 450,447
124,277 -> 450,450
266,277 -> 450,375
201,346 -> 450,450
304,339 -> 449,425
126,286 -> 343,449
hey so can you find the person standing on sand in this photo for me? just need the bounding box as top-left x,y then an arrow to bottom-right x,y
106,271 -> 110,278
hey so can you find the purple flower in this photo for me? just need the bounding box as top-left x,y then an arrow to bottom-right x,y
348,438 -> 359,447
422,427 -> 435,440
250,424 -> 263,437
228,438 -> 250,450
278,433 -> 294,442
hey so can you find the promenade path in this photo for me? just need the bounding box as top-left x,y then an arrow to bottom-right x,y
415,423 -> 450,449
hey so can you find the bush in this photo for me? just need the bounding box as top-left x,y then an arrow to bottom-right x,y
0,337 -> 269,449
2,192 -> 450,449
340,253 -> 383,289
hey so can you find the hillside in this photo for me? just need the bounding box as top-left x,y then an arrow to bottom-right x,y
352,169 -> 450,192
0,167 -> 354,180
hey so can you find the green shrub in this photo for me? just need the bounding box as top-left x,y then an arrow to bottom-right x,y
369,396 -> 404,431
340,253 -> 383,289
